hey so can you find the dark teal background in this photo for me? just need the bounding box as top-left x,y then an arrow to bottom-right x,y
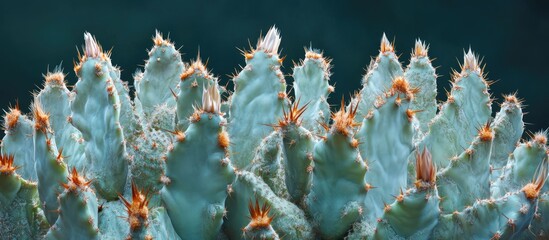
1,0 -> 548,134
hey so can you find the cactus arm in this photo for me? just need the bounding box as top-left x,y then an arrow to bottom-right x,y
489,95 -> 524,182
70,33 -> 128,200
305,101 -> 368,239
134,31 -> 183,117
419,49 -> 492,168
162,84 -> 235,239
36,69 -> 87,172
2,107 -> 36,181
32,101 -> 69,224
436,126 -> 493,213
404,40 -> 437,133
355,34 -> 404,118
358,77 -> 416,221
176,57 -> 215,129
223,171 -> 314,240
0,167 -> 50,239
45,169 -> 99,240
280,123 -> 314,204
491,134 -> 548,198
228,27 -> 288,169
292,49 -> 332,134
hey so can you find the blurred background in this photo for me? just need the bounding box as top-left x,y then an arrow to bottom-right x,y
1,0 -> 548,136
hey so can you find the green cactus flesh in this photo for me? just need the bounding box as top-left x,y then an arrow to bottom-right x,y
0,27 -> 548,240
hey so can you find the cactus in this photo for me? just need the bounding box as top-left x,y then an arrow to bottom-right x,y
1,27 -> 549,240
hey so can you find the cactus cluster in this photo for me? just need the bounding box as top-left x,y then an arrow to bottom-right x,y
1,27 -> 548,239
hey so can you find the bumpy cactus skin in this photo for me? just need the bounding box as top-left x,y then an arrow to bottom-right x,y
1,27 -> 549,240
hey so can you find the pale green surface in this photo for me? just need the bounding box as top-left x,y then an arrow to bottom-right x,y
162,112 -> 235,240
223,171 -> 314,240
437,136 -> 492,213
34,128 -> 68,224
46,188 -> 99,240
405,54 -> 437,133
2,114 -> 36,181
306,132 -> 368,239
358,93 -> 415,221
70,57 -> 127,200
355,50 -> 403,118
293,54 -> 331,135
419,68 -> 491,168
228,51 -> 287,169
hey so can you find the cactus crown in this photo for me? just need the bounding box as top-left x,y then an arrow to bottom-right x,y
330,98 -> 359,136
478,121 -> 494,142
3,103 -> 21,131
522,159 -> 548,199
247,199 -> 274,229
153,30 -> 172,47
119,182 -> 150,230
276,99 -> 309,128
62,167 -> 92,192
412,39 -> 428,57
390,76 -> 418,100
202,82 -> 221,114
380,33 -> 394,53
32,101 -> 50,133
43,69 -> 66,86
180,56 -> 210,80
257,26 -> 281,55
415,148 -> 436,189
0,154 -> 18,174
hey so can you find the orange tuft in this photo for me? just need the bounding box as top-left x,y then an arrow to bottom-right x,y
522,160 -> 547,199
305,50 -> 323,60
406,109 -> 422,122
0,154 -> 19,175
245,53 -> 254,60
247,199 -> 274,229
415,148 -> 436,189
44,71 -> 66,86
412,39 -> 428,58
478,121 -> 493,142
218,131 -> 230,149
62,167 -> 92,192
181,58 -> 209,81
390,76 -> 418,100
152,30 -> 171,46
119,182 -> 150,230
4,103 -> 21,131
330,97 -> 360,136
533,132 -> 547,145
32,101 -> 50,133
380,33 -> 394,53
276,98 -> 309,128
350,138 -> 360,148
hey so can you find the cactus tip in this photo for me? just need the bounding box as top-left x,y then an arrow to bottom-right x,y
4,102 -> 21,131
415,148 -> 436,189
32,100 -> 50,133
119,182 -> 150,230
247,199 -> 274,229
257,26 -> 281,55
462,48 -> 480,73
62,167 -> 92,192
522,159 -> 548,199
0,154 -> 18,175
331,97 -> 360,136
478,121 -> 493,142
202,82 -> 221,114
83,32 -> 102,58
380,33 -> 394,53
412,39 -> 428,57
